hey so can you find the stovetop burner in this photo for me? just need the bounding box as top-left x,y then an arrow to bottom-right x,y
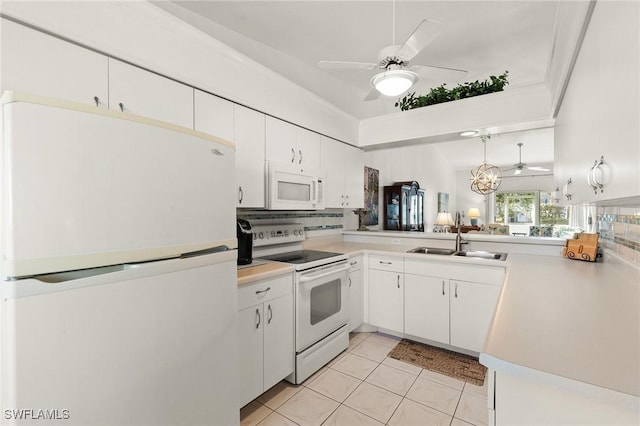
260,250 -> 342,265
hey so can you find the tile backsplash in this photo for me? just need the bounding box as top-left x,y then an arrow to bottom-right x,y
598,205 -> 640,265
237,209 -> 357,236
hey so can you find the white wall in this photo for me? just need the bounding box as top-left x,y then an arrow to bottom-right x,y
364,144 -> 457,231
0,1 -> 359,145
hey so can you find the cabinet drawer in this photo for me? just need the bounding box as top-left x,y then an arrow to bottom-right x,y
348,255 -> 363,272
238,274 -> 293,310
369,255 -> 403,272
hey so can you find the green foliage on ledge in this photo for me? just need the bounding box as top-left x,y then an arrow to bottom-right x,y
395,71 -> 509,111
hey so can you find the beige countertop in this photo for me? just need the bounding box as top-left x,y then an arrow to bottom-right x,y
481,253 -> 640,397
237,261 -> 294,286
307,238 -> 640,397
237,238 -> 639,397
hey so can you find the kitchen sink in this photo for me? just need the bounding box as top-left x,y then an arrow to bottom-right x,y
407,247 -> 457,256
452,250 -> 508,261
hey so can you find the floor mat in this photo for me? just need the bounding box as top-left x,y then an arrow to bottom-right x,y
388,339 -> 486,386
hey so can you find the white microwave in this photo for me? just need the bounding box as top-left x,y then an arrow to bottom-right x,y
267,161 -> 324,210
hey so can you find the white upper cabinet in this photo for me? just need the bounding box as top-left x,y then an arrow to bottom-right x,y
554,1 -> 639,204
321,137 -> 364,208
234,105 -> 266,208
265,117 -> 320,172
1,19 -> 108,107
108,59 -> 193,128
194,90 -> 234,141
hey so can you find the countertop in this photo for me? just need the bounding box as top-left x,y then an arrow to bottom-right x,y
236,238 -> 639,397
481,253 -> 640,397
237,261 -> 294,286
308,238 -> 640,398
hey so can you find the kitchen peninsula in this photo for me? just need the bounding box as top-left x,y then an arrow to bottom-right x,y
302,231 -> 640,425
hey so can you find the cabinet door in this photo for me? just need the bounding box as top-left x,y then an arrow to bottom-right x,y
237,305 -> 264,407
296,127 -> 321,170
343,144 -> 364,208
263,293 -> 294,391
234,105 -> 266,208
265,116 -> 297,165
1,19 -> 108,108
450,280 -> 501,353
368,270 -> 404,333
108,59 -> 193,128
320,137 -> 346,207
404,274 -> 449,344
194,89 -> 234,141
348,258 -> 364,332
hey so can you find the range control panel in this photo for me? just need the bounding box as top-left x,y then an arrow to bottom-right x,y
251,223 -> 305,247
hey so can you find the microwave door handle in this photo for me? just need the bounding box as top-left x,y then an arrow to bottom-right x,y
299,265 -> 351,282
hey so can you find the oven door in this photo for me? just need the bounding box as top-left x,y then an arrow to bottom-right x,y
296,261 -> 350,352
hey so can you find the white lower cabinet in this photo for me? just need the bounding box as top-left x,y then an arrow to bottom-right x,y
368,256 -> 404,333
347,256 -> 363,332
404,274 -> 449,344
237,274 -> 293,408
403,260 -> 505,353
449,280 -> 501,352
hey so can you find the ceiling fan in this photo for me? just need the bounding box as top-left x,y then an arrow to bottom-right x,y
317,1 -> 467,100
504,142 -> 550,175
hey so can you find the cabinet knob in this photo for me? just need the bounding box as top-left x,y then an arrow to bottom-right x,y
397,275 -> 400,288
442,281 -> 445,295
291,148 -> 296,163
298,149 -> 303,164
349,277 -> 352,287
345,195 -> 349,206
454,283 -> 458,298
93,96 -> 99,107
255,286 -> 271,295
267,304 -> 273,324
118,102 -> 124,112
255,308 -> 261,329
238,186 -> 244,204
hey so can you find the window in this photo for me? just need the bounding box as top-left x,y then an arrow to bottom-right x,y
493,190 -> 568,236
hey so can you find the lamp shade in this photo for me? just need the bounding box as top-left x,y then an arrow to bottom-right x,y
467,208 -> 481,219
371,69 -> 418,96
435,212 -> 454,226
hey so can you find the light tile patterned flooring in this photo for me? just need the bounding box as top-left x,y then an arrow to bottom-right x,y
240,332 -> 489,426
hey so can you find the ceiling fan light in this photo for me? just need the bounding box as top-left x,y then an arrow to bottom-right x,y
371,69 -> 418,96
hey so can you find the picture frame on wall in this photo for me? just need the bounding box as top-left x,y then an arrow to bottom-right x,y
364,166 -> 379,225
438,192 -> 450,213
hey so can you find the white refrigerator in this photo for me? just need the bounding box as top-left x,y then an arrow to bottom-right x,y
0,92 -> 239,425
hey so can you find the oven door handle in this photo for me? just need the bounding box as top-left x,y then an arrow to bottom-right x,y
299,264 -> 350,282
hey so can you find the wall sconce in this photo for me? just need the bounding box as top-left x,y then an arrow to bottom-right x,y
467,208 -> 481,226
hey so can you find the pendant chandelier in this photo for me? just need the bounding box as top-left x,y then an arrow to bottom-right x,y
470,136 -> 502,195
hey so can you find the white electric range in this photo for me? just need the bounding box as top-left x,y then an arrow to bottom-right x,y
253,224 -> 350,384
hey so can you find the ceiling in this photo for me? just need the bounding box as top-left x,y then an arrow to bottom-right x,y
158,0 -> 559,120
155,1 -> 559,171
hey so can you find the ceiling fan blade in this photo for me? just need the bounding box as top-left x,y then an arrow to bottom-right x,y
318,61 -> 378,70
410,64 -> 468,82
363,87 -> 381,101
527,166 -> 550,172
396,19 -> 443,61
514,169 -> 522,175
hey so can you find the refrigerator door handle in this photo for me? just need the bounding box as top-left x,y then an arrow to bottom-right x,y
179,244 -> 231,258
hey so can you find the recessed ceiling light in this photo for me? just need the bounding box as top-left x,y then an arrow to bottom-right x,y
460,130 -> 480,137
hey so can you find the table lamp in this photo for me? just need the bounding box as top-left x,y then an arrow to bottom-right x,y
468,208 -> 481,226
435,212 -> 455,232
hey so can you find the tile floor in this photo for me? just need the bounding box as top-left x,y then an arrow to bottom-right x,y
240,332 -> 489,426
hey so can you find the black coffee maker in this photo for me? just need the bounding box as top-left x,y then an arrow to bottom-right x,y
236,219 -> 253,265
